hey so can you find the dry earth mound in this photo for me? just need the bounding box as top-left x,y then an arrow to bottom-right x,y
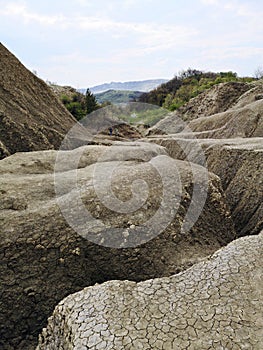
37,231 -> 263,350
232,79 -> 263,109
0,43 -> 76,159
178,81 -> 251,121
146,137 -> 263,237
188,99 -> 263,138
148,82 -> 262,137
0,142 -> 235,349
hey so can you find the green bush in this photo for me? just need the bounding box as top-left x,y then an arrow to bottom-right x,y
139,69 -> 256,111
59,89 -> 99,120
66,102 -> 86,121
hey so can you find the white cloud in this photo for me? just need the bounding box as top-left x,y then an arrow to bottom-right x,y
201,0 -> 257,17
122,0 -> 137,8
1,3 -> 66,25
223,1 -> 250,16
200,46 -> 263,61
79,18 -> 197,51
224,0 -> 263,19
200,0 -> 219,5
1,0 -> 262,85
201,0 -> 263,18
0,2 -> 197,54
49,52 -> 109,65
74,0 -> 91,6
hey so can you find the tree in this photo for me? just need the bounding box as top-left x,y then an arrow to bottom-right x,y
254,66 -> 263,79
178,68 -> 203,80
85,88 -> 98,114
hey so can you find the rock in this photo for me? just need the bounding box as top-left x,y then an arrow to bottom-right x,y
146,136 -> 263,237
255,93 -> 263,100
0,43 -> 77,159
0,142 -> 235,349
36,231 -> 263,350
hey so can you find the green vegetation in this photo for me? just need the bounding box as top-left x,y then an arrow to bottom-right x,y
55,68 -> 257,124
139,69 -> 255,111
119,107 -> 167,126
106,103 -> 168,127
95,89 -> 143,104
61,93 -> 86,120
60,88 -> 99,120
85,88 -> 99,114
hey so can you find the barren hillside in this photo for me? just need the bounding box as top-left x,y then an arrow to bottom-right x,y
0,43 -> 76,159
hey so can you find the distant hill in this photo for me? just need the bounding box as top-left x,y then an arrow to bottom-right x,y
95,89 -> 143,104
79,79 -> 168,94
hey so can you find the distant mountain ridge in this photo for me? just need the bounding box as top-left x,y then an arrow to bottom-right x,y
95,89 -> 143,104
79,79 -> 168,94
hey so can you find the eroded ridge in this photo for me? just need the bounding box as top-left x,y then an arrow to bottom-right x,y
37,231 -> 263,350
0,142 -> 236,349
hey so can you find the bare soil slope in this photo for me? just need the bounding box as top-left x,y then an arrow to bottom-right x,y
0,43 -> 76,159
148,81 -> 263,137
178,81 -> 251,121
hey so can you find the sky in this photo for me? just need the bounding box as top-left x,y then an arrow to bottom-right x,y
1,0 -> 262,88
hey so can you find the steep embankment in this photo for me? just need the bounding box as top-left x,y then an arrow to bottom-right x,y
148,81 -> 263,137
177,81 -> 251,121
145,137 -> 263,237
145,81 -> 263,237
0,43 -> 76,159
188,99 -> 263,139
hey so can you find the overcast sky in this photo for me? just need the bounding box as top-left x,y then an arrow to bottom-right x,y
1,0 -> 262,88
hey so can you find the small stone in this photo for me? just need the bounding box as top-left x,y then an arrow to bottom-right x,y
71,247 -> 81,255
35,244 -> 45,250
123,230 -> 129,238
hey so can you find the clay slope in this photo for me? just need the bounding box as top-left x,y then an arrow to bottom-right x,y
0,43 -> 76,159
148,81 -> 263,138
0,142 -> 235,349
37,231 -> 263,350
188,99 -> 263,138
178,81 -> 251,121
145,137 -> 263,237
